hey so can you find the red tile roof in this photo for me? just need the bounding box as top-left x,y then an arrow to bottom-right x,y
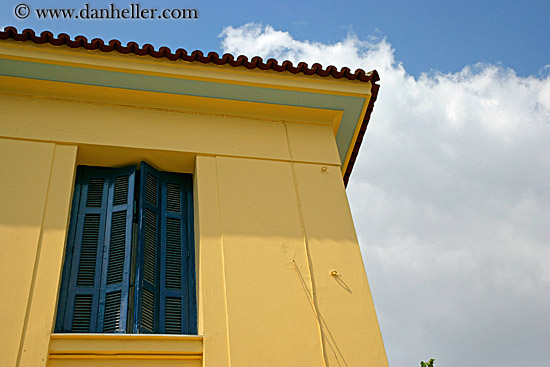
0,26 -> 379,186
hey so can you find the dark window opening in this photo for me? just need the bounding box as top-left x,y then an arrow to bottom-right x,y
55,162 -> 196,334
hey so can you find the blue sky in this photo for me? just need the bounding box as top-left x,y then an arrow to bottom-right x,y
2,2 -> 550,367
2,0 -> 549,77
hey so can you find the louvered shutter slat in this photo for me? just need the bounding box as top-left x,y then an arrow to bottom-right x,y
72,294 -> 93,332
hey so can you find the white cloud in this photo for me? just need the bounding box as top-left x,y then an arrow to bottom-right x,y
220,24 -> 550,367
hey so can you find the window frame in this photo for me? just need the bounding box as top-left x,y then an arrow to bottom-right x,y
55,162 -> 197,335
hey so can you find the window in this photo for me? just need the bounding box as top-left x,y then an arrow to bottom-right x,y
55,162 -> 196,334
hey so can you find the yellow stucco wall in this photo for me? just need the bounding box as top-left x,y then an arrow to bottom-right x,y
0,59 -> 386,367
0,138 -> 55,366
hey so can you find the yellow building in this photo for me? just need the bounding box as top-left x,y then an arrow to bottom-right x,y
0,27 -> 387,366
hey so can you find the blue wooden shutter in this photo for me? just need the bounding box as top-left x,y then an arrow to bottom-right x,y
56,166 -> 135,333
134,162 -> 196,334
98,167 -> 135,332
134,162 -> 161,333
55,167 -> 84,333
159,170 -> 196,334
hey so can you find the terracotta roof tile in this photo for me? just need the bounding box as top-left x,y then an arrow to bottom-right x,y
0,27 -> 379,83
0,26 -> 379,186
